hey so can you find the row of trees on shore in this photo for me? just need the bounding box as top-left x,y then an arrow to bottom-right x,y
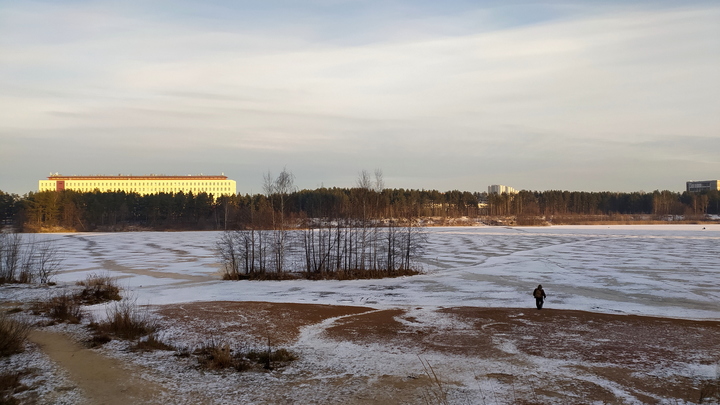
1,183 -> 718,232
487,189 -> 719,218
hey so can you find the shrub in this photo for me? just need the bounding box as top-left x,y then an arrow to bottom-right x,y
76,273 -> 121,304
31,292 -> 83,324
0,371 -> 27,405
699,374 -> 720,403
194,339 -> 297,372
87,331 -> 112,348
46,293 -> 83,324
133,334 -> 175,352
0,314 -> 30,357
246,347 -> 298,370
93,297 -> 157,340
196,340 -> 235,370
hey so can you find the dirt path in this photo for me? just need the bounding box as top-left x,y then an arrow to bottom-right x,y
28,330 -> 166,405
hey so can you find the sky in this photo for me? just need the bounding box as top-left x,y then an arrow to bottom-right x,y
1,0 -> 718,195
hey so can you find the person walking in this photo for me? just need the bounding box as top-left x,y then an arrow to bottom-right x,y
533,284 -> 546,310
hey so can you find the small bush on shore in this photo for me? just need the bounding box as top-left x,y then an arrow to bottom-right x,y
76,273 -> 121,304
699,374 -> 720,403
246,347 -> 298,370
87,331 -> 112,348
194,339 -> 297,372
32,292 -> 83,324
132,334 -> 175,352
195,340 -> 237,370
90,297 -> 157,340
0,314 -> 30,357
45,293 -> 83,324
0,371 -> 27,405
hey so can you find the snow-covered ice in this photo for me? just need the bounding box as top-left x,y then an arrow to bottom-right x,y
4,225 -> 719,404
34,224 -> 720,320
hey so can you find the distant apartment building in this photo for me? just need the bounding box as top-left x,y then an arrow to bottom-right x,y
39,174 -> 237,196
488,184 -> 517,194
686,180 -> 720,193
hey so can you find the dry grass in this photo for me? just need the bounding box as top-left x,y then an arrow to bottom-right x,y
0,314 -> 30,357
302,268 -> 421,280
76,273 -> 121,305
418,357 -> 449,405
45,293 -> 83,324
91,297 -> 157,340
0,371 -> 27,405
225,271 -> 301,281
132,334 -> 175,352
194,339 -> 298,372
246,347 -> 298,370
87,332 -> 112,348
699,374 -> 720,403
29,273 -> 120,326
195,339 -> 241,370
31,292 -> 83,324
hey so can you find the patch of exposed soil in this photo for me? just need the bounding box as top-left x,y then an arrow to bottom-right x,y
441,308 -> 720,402
28,330 -> 165,405
16,303 -> 720,404
155,301 -> 373,345
150,302 -> 720,403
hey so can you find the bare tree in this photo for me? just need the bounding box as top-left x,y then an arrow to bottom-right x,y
35,240 -> 62,284
263,168 -> 296,273
0,233 -> 22,282
217,231 -> 240,279
0,233 -> 62,284
374,169 -> 384,194
217,229 -> 270,279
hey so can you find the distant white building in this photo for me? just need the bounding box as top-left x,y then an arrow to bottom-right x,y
488,185 -> 517,194
39,174 -> 236,197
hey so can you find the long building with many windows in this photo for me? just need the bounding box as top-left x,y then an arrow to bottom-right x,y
39,174 -> 237,196
686,180 -> 720,193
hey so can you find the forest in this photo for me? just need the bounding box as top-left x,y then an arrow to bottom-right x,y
0,184 -> 718,232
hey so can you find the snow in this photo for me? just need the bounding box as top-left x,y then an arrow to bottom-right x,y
3,225 -> 719,404
27,225 -> 720,320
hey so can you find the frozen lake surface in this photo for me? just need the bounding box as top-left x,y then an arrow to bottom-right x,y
38,225 -> 720,320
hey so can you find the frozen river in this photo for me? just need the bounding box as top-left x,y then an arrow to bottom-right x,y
38,224 -> 720,320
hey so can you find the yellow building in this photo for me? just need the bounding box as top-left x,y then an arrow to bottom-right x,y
39,174 -> 237,196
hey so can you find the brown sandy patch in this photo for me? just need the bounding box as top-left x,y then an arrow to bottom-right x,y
466,307 -> 720,401
155,301 -> 373,345
442,307 -> 719,365
324,309 -> 407,340
15,303 -> 719,404
28,330 -> 165,405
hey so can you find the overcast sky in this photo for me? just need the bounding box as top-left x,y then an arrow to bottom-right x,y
1,0 -> 718,195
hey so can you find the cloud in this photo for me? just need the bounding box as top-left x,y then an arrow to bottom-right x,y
1,2 -> 718,193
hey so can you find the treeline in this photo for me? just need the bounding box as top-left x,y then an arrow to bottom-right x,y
0,187 -> 718,232
0,187 -> 479,231
488,190 -> 720,218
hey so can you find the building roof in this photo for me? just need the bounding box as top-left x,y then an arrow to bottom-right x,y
46,174 -> 229,180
